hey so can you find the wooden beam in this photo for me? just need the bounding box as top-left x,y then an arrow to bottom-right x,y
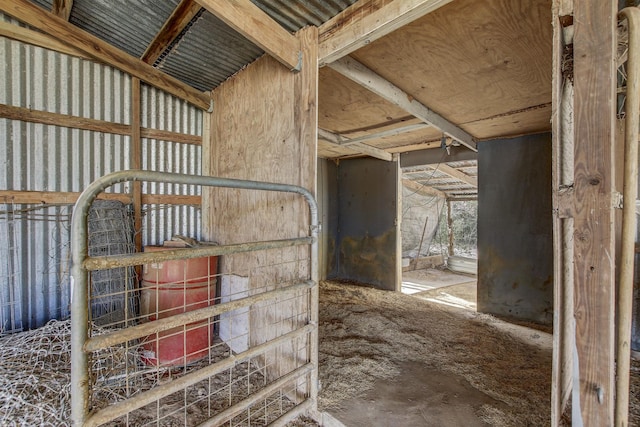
142,194 -> 201,205
0,104 -> 201,145
572,0 -> 616,424
318,128 -> 392,161
0,190 -> 131,205
401,178 -> 446,198
0,20 -> 89,59
142,0 -> 202,64
401,145 -> 477,167
386,140 -> 440,153
0,0 -> 210,110
131,78 -> 143,256
51,0 -> 73,21
0,103 -> 130,134
0,190 -> 201,206
318,0 -> 453,66
551,1 -> 574,424
328,56 -> 477,151
338,123 -> 431,147
447,198 -> 454,256
141,128 -> 201,145
196,0 -> 301,71
430,164 -> 477,187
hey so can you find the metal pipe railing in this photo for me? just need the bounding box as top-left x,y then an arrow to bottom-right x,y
71,170 -> 319,427
617,8 -> 640,427
84,280 -> 314,352
84,325 -> 315,427
270,399 -> 315,427
83,237 -> 313,271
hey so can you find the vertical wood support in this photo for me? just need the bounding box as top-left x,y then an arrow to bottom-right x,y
551,0 -> 576,424
296,25 -> 320,416
447,198 -> 454,257
204,25 -> 318,419
131,78 -> 142,256
395,156 -> 402,292
572,0 -> 617,425
201,105 -> 212,240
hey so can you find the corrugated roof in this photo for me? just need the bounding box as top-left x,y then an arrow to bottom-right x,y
251,0 -> 356,32
156,11 -> 264,92
27,0 -> 357,93
69,0 -> 179,59
403,160 -> 479,198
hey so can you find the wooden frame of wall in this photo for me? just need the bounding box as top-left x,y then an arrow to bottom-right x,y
551,0 -> 618,425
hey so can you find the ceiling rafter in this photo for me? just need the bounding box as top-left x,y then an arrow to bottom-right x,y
196,0 -> 301,71
328,56 -> 477,152
142,0 -> 203,65
336,123 -> 431,147
0,0 -> 210,110
318,128 -> 392,161
318,0 -> 453,66
428,164 -> 477,187
0,20 -> 88,59
51,0 -> 73,21
402,178 -> 446,198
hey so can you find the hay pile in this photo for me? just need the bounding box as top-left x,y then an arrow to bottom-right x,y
0,320 -> 73,426
0,319 -> 313,426
316,281 -> 556,426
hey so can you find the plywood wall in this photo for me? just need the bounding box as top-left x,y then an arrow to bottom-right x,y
202,27 -> 317,383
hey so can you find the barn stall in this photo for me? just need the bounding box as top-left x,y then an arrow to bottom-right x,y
0,0 -> 638,426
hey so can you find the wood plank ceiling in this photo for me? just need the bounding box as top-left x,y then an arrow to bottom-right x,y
317,0 -> 553,159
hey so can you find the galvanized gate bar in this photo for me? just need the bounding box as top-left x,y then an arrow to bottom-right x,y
270,400 -> 315,427
197,364 -> 314,427
84,325 -> 315,427
83,237 -> 313,271
71,170 -> 319,427
85,280 -> 314,352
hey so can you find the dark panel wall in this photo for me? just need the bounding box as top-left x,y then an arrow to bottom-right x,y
327,158 -> 400,291
317,158 -> 339,280
477,133 -> 553,325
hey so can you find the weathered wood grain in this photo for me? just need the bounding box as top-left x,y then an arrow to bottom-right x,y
0,104 -> 201,145
572,0 -> 616,424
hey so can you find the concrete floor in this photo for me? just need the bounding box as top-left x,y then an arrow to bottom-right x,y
402,268 -> 476,294
402,268 -> 477,310
331,362 -> 506,427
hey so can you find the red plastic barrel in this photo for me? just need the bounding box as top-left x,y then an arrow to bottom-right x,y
142,245 -> 216,284
139,247 -> 217,366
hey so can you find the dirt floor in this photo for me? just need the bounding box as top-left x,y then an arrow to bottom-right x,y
317,279 -> 640,426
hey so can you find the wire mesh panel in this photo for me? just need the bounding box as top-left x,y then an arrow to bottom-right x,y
0,201 -> 21,334
0,202 -> 73,334
87,201 -> 137,326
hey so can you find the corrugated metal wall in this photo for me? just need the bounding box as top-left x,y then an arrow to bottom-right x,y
141,85 -> 202,245
0,14 -> 203,332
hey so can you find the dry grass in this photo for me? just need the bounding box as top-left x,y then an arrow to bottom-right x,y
0,320 -> 312,426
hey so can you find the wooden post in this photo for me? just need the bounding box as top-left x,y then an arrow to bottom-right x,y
447,198 -> 454,257
551,0 -> 576,424
572,0 -> 616,424
131,78 -> 142,257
